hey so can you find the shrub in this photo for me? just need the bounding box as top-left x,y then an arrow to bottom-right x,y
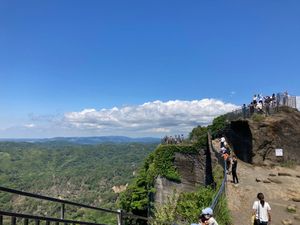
251,113 -> 265,122
208,115 -> 228,138
118,144 -> 199,221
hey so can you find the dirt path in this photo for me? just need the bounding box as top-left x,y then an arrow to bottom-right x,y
212,140 -> 300,225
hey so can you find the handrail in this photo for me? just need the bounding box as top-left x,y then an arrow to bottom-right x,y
122,212 -> 150,221
0,210 -> 107,225
0,186 -> 119,214
225,94 -> 298,121
207,132 -> 227,211
210,164 -> 227,211
0,186 -> 148,223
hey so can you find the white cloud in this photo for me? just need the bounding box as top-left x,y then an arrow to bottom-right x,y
24,123 -> 36,128
64,99 -> 238,136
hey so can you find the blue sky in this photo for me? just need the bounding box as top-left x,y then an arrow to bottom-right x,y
1,1 -> 300,138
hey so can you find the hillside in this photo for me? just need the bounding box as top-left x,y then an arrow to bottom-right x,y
0,141 -> 158,224
0,136 -> 160,145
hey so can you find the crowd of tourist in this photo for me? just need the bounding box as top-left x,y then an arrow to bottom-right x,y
242,91 -> 290,118
249,93 -> 277,115
161,134 -> 185,144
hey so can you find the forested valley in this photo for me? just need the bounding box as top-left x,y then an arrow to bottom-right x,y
0,141 -> 159,224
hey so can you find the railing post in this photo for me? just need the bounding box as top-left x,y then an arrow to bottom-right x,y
11,216 -> 16,225
224,158 -> 227,190
0,215 -> 2,225
24,218 -> 29,225
117,209 -> 124,225
61,203 -> 65,219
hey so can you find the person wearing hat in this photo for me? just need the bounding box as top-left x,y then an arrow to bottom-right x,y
199,207 -> 219,225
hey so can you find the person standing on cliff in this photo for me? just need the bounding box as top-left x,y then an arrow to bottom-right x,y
242,104 -> 247,119
231,155 -> 239,184
283,91 -> 288,106
220,136 -> 226,148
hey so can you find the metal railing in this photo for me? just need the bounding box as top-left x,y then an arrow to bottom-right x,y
0,186 -> 148,225
225,94 -> 298,121
210,169 -> 227,211
207,133 -> 227,213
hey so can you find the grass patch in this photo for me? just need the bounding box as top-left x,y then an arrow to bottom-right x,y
280,160 -> 296,168
251,113 -> 265,122
286,204 -> 297,213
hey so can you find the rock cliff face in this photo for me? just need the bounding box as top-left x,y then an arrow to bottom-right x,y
225,107 -> 300,165
154,150 -> 209,205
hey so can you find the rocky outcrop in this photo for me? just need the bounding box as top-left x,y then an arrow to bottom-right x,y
154,151 -> 207,205
225,107 -> 300,165
173,152 -> 206,188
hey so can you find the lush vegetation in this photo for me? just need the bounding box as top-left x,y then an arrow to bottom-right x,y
151,187 -> 214,225
151,164 -> 231,225
118,144 -> 199,222
251,113 -> 265,122
209,115 -> 228,138
189,115 -> 228,142
0,114 -> 232,225
189,125 -> 208,148
0,141 -> 158,224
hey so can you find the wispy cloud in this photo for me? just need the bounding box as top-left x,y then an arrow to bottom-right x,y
24,123 -> 36,128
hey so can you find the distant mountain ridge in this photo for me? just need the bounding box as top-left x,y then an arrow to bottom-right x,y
0,136 -> 161,144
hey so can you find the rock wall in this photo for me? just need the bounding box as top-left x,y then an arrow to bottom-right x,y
226,107 -> 300,165
154,151 -> 207,205
225,120 -> 253,163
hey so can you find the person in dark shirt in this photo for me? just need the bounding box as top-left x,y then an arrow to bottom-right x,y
231,155 -> 239,184
242,104 -> 247,119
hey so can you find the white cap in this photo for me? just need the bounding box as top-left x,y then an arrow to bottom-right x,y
202,207 -> 213,215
